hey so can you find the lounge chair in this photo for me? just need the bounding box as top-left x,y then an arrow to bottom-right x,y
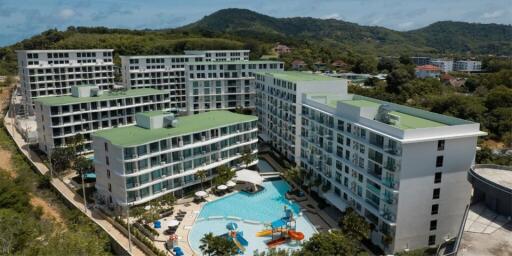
176,216 -> 184,221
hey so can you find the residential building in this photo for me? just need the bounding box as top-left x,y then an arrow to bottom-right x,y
255,71 -> 347,163
92,110 -> 258,206
291,60 -> 307,70
331,60 -> 350,70
185,61 -> 284,114
17,49 -> 114,114
120,54 -> 203,111
430,59 -> 454,73
410,57 -> 431,66
34,85 -> 170,155
415,65 -> 441,78
453,60 -> 482,72
273,43 -> 292,55
184,50 -> 250,62
300,92 -> 484,253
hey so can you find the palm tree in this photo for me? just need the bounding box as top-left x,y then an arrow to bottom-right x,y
240,148 -> 254,167
199,232 -> 216,256
195,169 -> 208,191
74,156 -> 92,211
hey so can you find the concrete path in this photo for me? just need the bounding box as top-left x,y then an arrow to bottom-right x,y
4,114 -> 146,256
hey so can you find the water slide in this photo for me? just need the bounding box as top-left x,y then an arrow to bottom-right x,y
256,229 -> 273,237
233,232 -> 248,252
288,230 -> 304,241
266,237 -> 287,248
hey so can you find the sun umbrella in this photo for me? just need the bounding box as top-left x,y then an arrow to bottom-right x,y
195,190 -> 207,198
167,219 -> 180,227
217,185 -> 228,190
144,205 -> 151,210
226,222 -> 238,231
226,180 -> 236,187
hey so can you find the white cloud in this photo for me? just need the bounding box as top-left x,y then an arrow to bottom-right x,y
322,13 -> 342,20
481,10 -> 504,19
58,8 -> 75,19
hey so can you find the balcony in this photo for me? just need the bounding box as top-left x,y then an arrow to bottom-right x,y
382,177 -> 399,190
384,146 -> 402,156
367,183 -> 381,195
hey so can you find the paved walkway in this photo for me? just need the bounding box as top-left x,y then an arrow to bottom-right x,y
4,113 -> 146,256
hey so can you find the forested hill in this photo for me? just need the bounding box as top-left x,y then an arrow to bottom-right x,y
0,8 -> 511,75
179,8 -> 512,55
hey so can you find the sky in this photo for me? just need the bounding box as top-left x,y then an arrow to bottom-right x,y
1,0 -> 511,46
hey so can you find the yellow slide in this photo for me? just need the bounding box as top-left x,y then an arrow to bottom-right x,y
256,229 -> 273,237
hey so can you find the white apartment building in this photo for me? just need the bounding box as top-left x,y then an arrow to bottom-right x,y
34,85 -> 170,155
92,110 -> 258,206
17,49 -> 114,114
430,59 -> 454,73
255,71 -> 347,163
300,93 -> 484,253
184,50 -> 250,62
185,61 -> 284,114
120,54 -> 203,111
453,60 -> 482,72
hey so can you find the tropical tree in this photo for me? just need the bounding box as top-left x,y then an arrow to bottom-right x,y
66,133 -> 85,157
195,169 -> 208,191
339,207 -> 372,242
283,165 -> 300,183
50,147 -> 73,175
240,149 -> 254,167
199,232 -> 238,256
216,165 -> 236,184
299,231 -> 360,256
74,156 -> 93,208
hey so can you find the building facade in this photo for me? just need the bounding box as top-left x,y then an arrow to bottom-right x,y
453,60 -> 482,72
255,71 -> 347,163
184,50 -> 250,62
185,61 -> 284,114
430,59 -> 454,73
34,85 -> 170,155
17,49 -> 114,114
415,65 -> 442,78
300,93 -> 484,253
92,111 -> 258,206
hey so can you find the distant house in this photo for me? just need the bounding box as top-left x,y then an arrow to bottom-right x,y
273,43 -> 292,55
313,61 -> 327,71
291,59 -> 306,70
415,65 -> 441,78
331,60 -> 349,70
430,59 -> 454,72
441,73 -> 466,87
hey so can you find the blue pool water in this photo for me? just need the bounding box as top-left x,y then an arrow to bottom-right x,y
198,180 -> 300,222
257,159 -> 275,173
188,180 -> 317,255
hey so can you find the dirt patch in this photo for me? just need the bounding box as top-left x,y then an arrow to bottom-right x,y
30,195 -> 65,224
482,139 -> 505,150
0,149 -> 14,177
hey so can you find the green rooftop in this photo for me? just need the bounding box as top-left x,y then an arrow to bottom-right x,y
94,111 -> 257,147
191,60 -> 282,65
340,100 -> 382,108
34,88 -> 167,106
258,71 -> 342,82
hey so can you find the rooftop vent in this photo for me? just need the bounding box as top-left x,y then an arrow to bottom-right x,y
375,105 -> 400,126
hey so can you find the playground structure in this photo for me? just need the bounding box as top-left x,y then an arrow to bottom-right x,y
256,207 -> 305,248
220,222 -> 249,254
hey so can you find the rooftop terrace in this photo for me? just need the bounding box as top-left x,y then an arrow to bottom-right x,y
257,71 -> 342,82
34,88 -> 166,106
191,60 -> 282,65
306,93 -> 458,130
94,111 -> 257,147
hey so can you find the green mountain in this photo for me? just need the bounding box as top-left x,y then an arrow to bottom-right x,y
0,8 -> 511,75
179,8 -> 512,55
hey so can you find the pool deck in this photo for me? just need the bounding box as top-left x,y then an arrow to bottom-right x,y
152,154 -> 338,255
153,191 -> 237,255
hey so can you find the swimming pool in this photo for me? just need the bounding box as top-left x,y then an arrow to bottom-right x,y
188,180 -> 317,255
257,159 -> 275,173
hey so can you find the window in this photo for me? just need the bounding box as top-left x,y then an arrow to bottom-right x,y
428,235 -> 436,246
431,204 -> 439,215
433,188 -> 440,199
434,172 -> 442,183
436,156 -> 444,167
104,142 -> 108,151
437,140 -> 445,151
107,169 -> 111,179
105,156 -> 109,165
430,220 -> 437,231
108,183 -> 112,192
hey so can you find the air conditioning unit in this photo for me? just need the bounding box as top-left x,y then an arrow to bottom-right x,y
134,183 -> 139,187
